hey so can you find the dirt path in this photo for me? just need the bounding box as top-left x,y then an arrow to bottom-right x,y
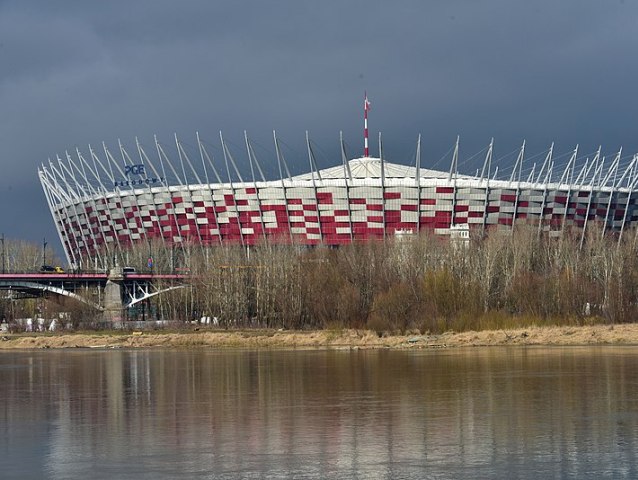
1,324 -> 638,350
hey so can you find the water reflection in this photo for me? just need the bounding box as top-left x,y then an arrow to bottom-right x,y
1,347 -> 638,479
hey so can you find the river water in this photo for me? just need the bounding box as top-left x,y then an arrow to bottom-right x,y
1,347 -> 637,479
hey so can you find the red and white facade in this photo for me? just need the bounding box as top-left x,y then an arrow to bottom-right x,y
39,133 -> 638,268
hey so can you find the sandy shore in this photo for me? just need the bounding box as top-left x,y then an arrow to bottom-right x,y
2,324 -> 638,350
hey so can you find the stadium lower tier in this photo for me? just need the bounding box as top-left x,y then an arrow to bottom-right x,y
49,181 -> 637,265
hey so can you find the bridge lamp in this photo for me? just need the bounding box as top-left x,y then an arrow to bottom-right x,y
1,233 -> 5,274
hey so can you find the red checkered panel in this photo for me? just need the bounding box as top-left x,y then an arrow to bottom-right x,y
55,182 -> 637,261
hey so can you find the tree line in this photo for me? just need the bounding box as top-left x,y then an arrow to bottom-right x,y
3,225 -> 638,333
149,224 -> 638,333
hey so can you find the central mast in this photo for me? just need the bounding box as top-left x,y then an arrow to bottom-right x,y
364,92 -> 371,157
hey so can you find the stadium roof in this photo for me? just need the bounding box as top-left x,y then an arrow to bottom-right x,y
291,157 -> 457,181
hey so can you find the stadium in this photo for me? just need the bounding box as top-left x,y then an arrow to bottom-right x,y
38,102 -> 638,269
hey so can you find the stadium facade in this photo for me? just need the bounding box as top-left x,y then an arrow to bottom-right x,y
38,96 -> 638,268
38,131 -> 638,269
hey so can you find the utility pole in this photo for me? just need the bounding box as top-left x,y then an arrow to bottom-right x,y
147,238 -> 153,274
1,233 -> 5,274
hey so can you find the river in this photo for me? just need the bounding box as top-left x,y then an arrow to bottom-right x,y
1,347 -> 637,479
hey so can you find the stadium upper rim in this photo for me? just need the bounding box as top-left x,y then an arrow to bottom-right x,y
37,132 -> 638,203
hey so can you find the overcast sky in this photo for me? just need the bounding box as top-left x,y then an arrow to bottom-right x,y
2,0 -> 638,253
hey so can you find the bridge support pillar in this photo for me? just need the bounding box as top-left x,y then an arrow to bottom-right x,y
103,269 -> 124,324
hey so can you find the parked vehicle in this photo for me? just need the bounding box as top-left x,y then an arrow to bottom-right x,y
40,265 -> 64,273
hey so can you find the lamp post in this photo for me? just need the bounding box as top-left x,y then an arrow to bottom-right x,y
1,233 -> 5,274
147,239 -> 153,274
43,238 -> 48,267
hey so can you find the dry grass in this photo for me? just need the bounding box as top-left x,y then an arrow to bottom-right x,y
2,324 -> 638,350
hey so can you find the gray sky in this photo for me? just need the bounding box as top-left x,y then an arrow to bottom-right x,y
2,0 -> 638,253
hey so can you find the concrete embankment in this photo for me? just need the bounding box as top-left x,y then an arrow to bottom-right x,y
1,324 -> 638,350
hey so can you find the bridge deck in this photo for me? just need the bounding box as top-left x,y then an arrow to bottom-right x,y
0,273 -> 188,281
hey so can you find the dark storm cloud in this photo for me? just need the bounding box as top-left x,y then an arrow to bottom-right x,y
1,0 -> 638,251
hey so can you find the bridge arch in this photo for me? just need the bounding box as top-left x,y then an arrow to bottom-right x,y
0,281 -> 103,311
125,285 -> 188,308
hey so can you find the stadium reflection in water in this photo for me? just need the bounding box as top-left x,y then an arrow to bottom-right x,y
2,348 -> 638,479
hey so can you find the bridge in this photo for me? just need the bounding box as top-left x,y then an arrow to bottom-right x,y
0,270 -> 189,322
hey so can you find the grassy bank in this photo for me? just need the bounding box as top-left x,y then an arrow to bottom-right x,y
2,324 -> 638,350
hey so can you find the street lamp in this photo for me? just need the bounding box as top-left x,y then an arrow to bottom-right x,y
1,233 -> 5,274
147,238 -> 153,274
43,238 -> 48,267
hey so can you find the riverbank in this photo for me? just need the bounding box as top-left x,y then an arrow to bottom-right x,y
2,323 -> 638,350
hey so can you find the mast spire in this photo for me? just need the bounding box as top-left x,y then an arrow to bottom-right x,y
364,92 -> 371,157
